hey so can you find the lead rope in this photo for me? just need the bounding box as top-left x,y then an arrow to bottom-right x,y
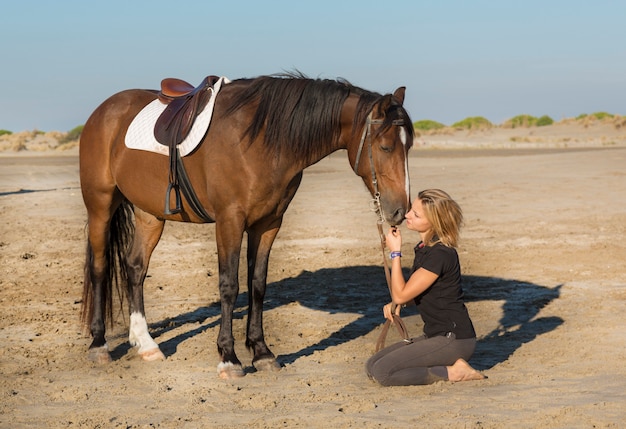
374,220 -> 411,352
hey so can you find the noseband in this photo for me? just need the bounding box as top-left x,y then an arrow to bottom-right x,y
351,112 -> 405,221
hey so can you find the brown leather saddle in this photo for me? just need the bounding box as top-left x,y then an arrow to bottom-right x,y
153,76 -> 219,221
154,75 -> 219,147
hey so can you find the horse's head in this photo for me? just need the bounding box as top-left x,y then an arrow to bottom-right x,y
348,87 -> 413,226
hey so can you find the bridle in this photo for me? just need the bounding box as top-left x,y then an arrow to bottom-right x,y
351,111 -> 405,223
352,111 -> 411,351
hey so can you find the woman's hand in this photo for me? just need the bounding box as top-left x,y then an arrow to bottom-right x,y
385,227 -> 402,252
382,302 -> 401,322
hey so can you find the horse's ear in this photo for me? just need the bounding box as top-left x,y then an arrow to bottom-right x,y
393,87 -> 406,105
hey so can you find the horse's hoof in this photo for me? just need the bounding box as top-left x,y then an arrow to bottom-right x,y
88,346 -> 112,364
139,347 -> 166,362
217,362 -> 245,379
253,357 -> 281,372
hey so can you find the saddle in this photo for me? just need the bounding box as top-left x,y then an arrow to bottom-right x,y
153,76 -> 219,221
154,75 -> 220,147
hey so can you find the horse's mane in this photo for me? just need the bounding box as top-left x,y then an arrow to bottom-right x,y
223,72 -> 412,162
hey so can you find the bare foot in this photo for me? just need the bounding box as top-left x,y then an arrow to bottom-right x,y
447,358 -> 486,382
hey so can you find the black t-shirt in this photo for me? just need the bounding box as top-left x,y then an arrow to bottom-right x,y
411,242 -> 476,339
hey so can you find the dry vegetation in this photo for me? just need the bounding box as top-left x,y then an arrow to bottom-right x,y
0,130 -> 79,153
416,113 -> 626,137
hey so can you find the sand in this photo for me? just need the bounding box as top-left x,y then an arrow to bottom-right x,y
1,124 -> 625,428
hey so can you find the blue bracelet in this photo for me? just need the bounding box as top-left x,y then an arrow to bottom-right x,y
390,251 -> 402,259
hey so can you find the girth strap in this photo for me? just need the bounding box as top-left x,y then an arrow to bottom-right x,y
164,149 -> 213,222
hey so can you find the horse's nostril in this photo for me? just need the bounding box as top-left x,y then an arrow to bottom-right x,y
389,208 -> 406,226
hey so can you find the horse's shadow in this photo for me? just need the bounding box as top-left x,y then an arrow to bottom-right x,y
110,266 -> 563,371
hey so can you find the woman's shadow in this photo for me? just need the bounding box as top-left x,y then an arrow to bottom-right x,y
264,268 -> 563,370
462,275 -> 563,370
115,266 -> 563,371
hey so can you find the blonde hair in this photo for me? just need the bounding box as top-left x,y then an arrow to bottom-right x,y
418,189 -> 463,248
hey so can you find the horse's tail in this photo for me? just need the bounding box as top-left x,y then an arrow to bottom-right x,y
80,200 -> 135,332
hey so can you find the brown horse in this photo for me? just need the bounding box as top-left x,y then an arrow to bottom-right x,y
79,73 -> 414,378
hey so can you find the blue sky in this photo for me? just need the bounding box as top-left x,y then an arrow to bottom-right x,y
1,0 -> 625,132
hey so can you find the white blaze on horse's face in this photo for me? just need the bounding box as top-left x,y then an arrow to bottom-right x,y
399,126 -> 411,207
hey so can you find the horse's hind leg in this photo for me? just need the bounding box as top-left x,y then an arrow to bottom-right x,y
84,211 -> 115,364
82,189 -> 127,364
126,207 -> 166,361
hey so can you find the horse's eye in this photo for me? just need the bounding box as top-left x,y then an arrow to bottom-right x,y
380,143 -> 394,153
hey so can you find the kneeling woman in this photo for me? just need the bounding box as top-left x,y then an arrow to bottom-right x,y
366,189 -> 485,386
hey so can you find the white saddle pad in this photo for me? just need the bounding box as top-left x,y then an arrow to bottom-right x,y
124,76 -> 230,156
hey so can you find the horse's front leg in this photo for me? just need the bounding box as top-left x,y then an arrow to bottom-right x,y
215,219 -> 245,378
246,222 -> 282,372
126,208 -> 166,361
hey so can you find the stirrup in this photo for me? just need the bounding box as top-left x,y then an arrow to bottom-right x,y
164,182 -> 182,215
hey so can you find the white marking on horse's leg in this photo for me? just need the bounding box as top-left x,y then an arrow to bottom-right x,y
217,361 -> 245,379
129,312 -> 165,361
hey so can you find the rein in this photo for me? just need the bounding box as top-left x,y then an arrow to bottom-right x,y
374,219 -> 411,352
351,113 -> 411,352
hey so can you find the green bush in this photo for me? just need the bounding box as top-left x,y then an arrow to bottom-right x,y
59,125 -> 84,143
507,114 -> 537,128
591,111 -> 614,120
0,129 -> 12,136
503,114 -> 554,127
451,116 -> 493,130
413,120 -> 445,131
577,112 -> 615,121
535,115 -> 554,126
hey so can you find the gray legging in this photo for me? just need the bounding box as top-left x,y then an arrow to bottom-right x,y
365,333 -> 476,386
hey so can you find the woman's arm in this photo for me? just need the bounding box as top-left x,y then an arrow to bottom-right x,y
385,227 -> 439,305
389,262 -> 438,304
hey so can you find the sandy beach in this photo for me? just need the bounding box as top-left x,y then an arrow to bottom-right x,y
1,124 -> 625,428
